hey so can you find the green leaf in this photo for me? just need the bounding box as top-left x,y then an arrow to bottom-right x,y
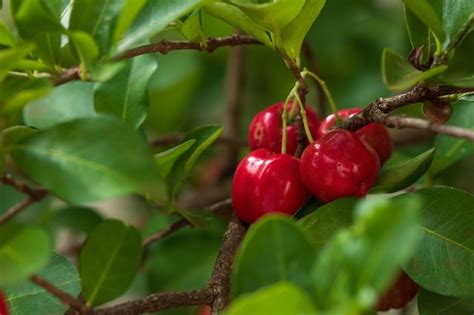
382,48 -> 447,91
233,215 -> 314,297
5,252 -> 81,315
51,206 -> 104,234
3,126 -> 38,147
112,0 -> 148,45
430,101 -> 474,176
311,196 -> 420,312
418,288 -> 474,315
0,78 -> 53,114
371,148 -> 435,193
204,2 -> 272,47
298,197 -> 357,249
181,10 -> 204,42
0,46 -> 32,83
0,224 -> 51,286
81,220 -> 143,306
167,124 -> 223,198
0,23 -> 16,46
280,0 -> 326,59
155,140 -> 196,177
225,282 -> 317,315
394,186 -> 474,297
69,0 -> 124,54
404,6 -> 430,49
24,81 -> 96,129
68,31 -> 99,73
7,116 -> 159,204
229,0 -> 304,34
440,0 -> 474,44
403,0 -> 445,42
117,0 -> 208,54
94,54 -> 157,128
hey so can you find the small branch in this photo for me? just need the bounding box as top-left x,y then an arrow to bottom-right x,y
150,135 -> 247,148
30,274 -> 89,313
208,215 -> 247,315
95,289 -> 214,315
1,174 -> 48,200
0,197 -> 36,225
54,67 -> 81,86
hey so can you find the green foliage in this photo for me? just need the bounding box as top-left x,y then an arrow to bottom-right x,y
418,288 -> 474,315
50,206 -> 104,234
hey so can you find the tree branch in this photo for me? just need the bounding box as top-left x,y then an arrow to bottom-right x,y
0,196 -> 36,225
1,174 -> 48,200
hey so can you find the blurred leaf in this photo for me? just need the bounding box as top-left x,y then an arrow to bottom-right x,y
68,31 -> 99,72
182,10 -> 204,42
7,116 -> 160,204
24,81 -> 96,129
94,54 -> 157,128
312,196 -> 420,312
0,224 -> 51,286
69,0 -> 124,54
112,0 -> 148,45
155,140 -> 196,178
3,126 -> 37,147
280,0 -> 326,60
403,0 -> 445,42
51,206 -> 104,234
0,23 -> 16,46
371,148 -> 435,193
0,185 -> 24,215
404,6 -> 430,49
430,101 -> 474,176
225,282 -> 316,315
395,186 -> 474,297
440,0 -> 474,44
417,288 -> 474,315
233,215 -> 314,297
0,46 -> 31,83
382,48 -> 447,91
167,124 -> 223,198
81,220 -> 143,306
0,78 -> 53,114
204,2 -> 272,46
5,252 -> 80,315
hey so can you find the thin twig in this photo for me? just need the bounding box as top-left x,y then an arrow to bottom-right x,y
1,174 -> 48,200
0,197 -> 37,225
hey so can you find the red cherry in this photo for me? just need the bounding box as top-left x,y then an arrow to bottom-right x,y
0,291 -> 9,315
248,102 -> 320,155
377,271 -> 419,311
300,130 -> 380,203
196,305 -> 211,315
317,108 -> 393,164
232,149 -> 311,223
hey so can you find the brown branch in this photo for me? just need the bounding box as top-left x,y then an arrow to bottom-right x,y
0,196 -> 36,225
54,67 -> 81,86
150,134 -> 247,148
1,174 -> 48,200
30,274 -> 89,313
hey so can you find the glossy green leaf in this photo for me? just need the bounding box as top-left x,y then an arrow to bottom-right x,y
5,252 -> 81,315
395,187 -> 474,297
204,2 -> 272,47
69,0 -> 124,54
403,0 -> 445,42
94,54 -> 157,128
404,6 -> 430,49
167,125 -> 223,197
81,220 -> 143,306
430,100 -> 474,175
7,116 -> 159,204
0,77 -> 52,114
225,282 -> 317,315
51,206 -> 104,234
418,288 -> 474,315
68,31 -> 99,72
298,197 -> 357,249
312,196 -> 420,312
0,224 -> 51,286
382,48 -> 447,91
441,0 -> 474,44
112,0 -> 148,45
280,0 -> 326,59
0,46 -> 31,83
155,140 -> 196,177
24,81 -> 96,129
371,148 -> 435,193
233,215 -> 314,297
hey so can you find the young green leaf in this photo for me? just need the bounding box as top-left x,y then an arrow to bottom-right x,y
5,252 -> 81,315
81,220 -> 143,306
68,31 -> 99,74
417,288 -> 474,315
404,6 -> 430,49
112,0 -> 148,45
155,140 -> 196,178
94,54 -> 158,128
403,0 -> 445,43
371,148 -> 435,193
233,215 -> 315,297
0,77 -> 52,114
0,46 -> 32,83
0,223 -> 51,286
181,10 -> 205,42
7,116 -> 160,204
225,282 -> 317,315
51,206 -> 104,234
394,186 -> 474,297
382,48 -> 447,91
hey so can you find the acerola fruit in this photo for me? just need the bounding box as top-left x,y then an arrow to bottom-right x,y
232,149 -> 310,223
317,108 -> 393,165
300,130 -> 380,202
248,102 -> 320,155
377,271 -> 419,311
0,291 -> 9,315
423,99 -> 453,124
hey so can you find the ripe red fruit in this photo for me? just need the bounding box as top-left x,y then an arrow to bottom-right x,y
317,108 -> 392,164
232,149 -> 310,223
248,102 -> 320,155
377,271 -> 419,311
300,130 -> 380,202
0,291 -> 9,315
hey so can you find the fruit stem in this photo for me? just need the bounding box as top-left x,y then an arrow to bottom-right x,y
281,93 -> 293,154
293,89 -> 314,143
302,69 -> 340,122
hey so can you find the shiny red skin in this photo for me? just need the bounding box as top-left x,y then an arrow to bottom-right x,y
0,292 -> 8,315
300,130 -> 380,203
232,149 -> 311,223
248,102 -> 320,155
317,108 -> 393,164
377,271 -> 419,311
